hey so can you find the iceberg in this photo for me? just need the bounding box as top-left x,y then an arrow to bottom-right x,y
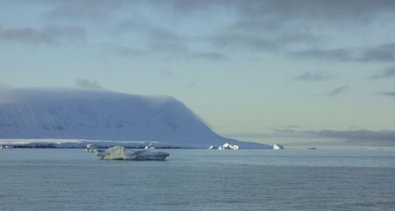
273,144 -> 284,150
218,143 -> 239,150
86,144 -> 98,153
144,143 -> 156,150
0,145 -> 13,149
96,146 -> 169,161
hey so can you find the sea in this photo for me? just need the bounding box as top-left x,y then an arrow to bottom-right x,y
0,149 -> 394,211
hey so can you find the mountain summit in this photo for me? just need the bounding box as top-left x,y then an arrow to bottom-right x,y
0,88 -> 266,148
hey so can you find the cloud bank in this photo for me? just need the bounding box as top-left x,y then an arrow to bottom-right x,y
295,71 -> 332,81
0,26 -> 85,45
2,0 -> 394,61
74,79 -> 103,90
318,85 -> 349,97
228,129 -> 395,147
372,66 -> 395,79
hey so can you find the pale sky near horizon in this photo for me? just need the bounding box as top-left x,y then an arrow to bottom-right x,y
1,0 -> 395,146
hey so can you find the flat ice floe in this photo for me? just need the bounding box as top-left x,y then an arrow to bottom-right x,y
95,146 -> 169,161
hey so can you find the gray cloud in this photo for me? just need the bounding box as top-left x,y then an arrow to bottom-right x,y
372,66 -> 395,79
319,85 -> 349,97
233,0 -> 395,22
145,0 -> 395,26
5,1 -> 395,61
41,2 -> 391,47
0,26 -> 85,45
35,0 -> 395,22
111,46 -> 146,58
314,129 -> 395,147
210,27 -> 321,54
191,52 -> 227,60
290,43 -> 395,63
313,129 -> 395,141
358,43 -> 395,62
173,0 -> 394,57
111,42 -> 226,60
311,129 -> 395,146
295,71 -> 332,81
378,91 -> 395,97
39,0 -> 125,22
116,21 -> 228,60
119,20 -> 186,45
212,33 -> 279,52
289,48 -> 353,61
118,21 -> 193,59
211,27 -> 394,62
227,129 -> 395,147
74,79 -> 103,90
0,87 -> 130,104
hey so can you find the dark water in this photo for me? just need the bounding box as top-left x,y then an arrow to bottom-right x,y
0,149 -> 394,211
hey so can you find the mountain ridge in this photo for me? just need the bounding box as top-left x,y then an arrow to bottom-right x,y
0,88 -> 268,148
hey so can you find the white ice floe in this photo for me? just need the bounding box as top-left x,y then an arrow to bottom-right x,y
273,144 -> 285,150
0,145 -> 13,149
144,143 -> 156,150
86,144 -> 98,153
96,146 -> 169,161
218,143 -> 239,150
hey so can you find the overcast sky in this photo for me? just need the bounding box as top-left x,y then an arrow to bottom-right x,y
1,0 -> 394,147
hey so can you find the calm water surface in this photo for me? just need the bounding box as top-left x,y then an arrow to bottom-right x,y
0,149 -> 394,211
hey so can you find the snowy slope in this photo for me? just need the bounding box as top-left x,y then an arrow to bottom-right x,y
0,88 -> 267,148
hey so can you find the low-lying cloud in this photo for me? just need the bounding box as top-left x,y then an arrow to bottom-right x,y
318,85 -> 349,97
372,66 -> 395,79
0,26 -> 85,45
74,79 -> 103,90
295,71 -> 332,81
290,43 -> 395,63
228,129 -> 395,147
378,91 -> 395,97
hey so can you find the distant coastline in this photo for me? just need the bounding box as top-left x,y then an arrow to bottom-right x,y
0,139 -> 266,149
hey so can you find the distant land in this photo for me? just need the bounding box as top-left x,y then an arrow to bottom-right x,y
0,88 -> 269,149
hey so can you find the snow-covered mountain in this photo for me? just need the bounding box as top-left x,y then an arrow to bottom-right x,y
0,88 -> 267,148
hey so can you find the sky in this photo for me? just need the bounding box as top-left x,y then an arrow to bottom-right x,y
0,0 -> 395,147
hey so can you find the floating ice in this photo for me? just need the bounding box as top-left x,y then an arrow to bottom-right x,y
86,144 -> 98,153
273,144 -> 285,150
96,146 -> 169,161
218,143 -> 239,150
